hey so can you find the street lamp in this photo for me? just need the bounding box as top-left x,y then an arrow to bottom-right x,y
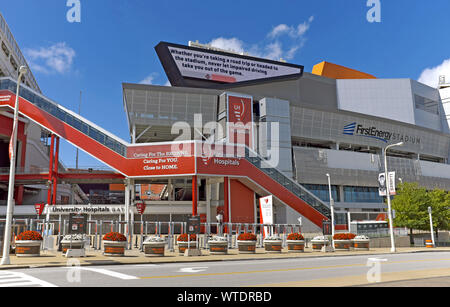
326,173 -> 335,251
384,141 -> 404,253
1,66 -> 28,265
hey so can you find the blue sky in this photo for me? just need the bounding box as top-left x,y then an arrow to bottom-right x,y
2,0 -> 450,168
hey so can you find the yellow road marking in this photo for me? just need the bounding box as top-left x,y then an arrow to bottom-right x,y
139,258 -> 450,280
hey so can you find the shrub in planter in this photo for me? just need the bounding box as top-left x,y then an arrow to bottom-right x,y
177,234 -> 197,255
15,231 -> 43,257
208,236 -> 228,255
237,233 -> 257,254
286,233 -> 305,253
61,234 -> 87,254
352,235 -> 370,251
333,233 -> 356,251
143,236 -> 166,257
103,232 -> 127,256
311,236 -> 329,251
263,235 -> 283,253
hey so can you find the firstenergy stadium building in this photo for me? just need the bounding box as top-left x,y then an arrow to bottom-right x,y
2,41 -> 450,232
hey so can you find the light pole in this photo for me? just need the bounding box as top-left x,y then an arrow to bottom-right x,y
326,173 -> 335,251
1,66 -> 28,265
428,207 -> 435,247
384,142 -> 404,253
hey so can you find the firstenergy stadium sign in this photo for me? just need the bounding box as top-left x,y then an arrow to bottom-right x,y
343,122 -> 421,145
155,42 -> 303,86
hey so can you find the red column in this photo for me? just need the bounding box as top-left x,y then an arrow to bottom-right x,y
52,136 -> 60,205
192,175 -> 198,216
223,177 -> 229,224
47,135 -> 55,205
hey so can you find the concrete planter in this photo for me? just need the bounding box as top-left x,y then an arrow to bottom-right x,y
311,240 -> 329,251
287,240 -> 305,253
334,239 -> 352,251
143,241 -> 166,257
264,240 -> 283,253
352,239 -> 370,251
177,241 -> 197,255
15,240 -> 42,257
208,241 -> 228,255
237,240 -> 257,254
61,240 -> 84,254
103,240 -> 127,257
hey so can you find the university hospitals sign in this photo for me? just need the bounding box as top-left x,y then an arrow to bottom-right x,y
45,205 -> 126,215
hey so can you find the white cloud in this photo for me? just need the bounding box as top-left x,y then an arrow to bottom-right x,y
209,37 -> 245,54
24,42 -> 76,74
418,59 -> 450,88
268,24 -> 291,39
208,16 -> 315,62
296,16 -> 314,37
139,73 -> 157,85
268,16 -> 315,39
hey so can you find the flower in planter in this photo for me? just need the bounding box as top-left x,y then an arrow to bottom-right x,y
177,234 -> 197,242
62,234 -> 86,241
312,236 -> 328,241
237,233 -> 257,241
287,233 -> 304,241
354,235 -> 370,240
209,235 -> 227,242
144,236 -> 166,243
264,235 -> 282,241
16,231 -> 43,241
333,233 -> 356,240
103,232 -> 127,242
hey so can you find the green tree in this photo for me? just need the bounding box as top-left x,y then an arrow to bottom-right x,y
428,188 -> 450,238
391,182 -> 430,244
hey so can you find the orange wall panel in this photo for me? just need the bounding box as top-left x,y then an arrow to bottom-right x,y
229,179 -> 255,224
312,61 -> 376,79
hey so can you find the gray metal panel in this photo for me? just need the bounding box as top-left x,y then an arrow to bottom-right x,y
290,105 -> 450,159
337,79 -> 416,125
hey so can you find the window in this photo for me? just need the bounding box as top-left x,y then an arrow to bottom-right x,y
415,95 -> 439,115
1,41 -> 9,57
303,184 -> 340,202
343,186 -> 383,203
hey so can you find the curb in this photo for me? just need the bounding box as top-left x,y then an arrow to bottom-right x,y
0,248 -> 449,270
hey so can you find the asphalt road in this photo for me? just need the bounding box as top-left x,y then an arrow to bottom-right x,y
2,251 -> 450,287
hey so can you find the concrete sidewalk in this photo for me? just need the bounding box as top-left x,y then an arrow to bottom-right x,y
1,246 -> 450,270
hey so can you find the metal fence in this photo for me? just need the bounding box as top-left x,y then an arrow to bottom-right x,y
0,219 -> 303,253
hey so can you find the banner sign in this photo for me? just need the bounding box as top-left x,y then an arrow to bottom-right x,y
226,93 -> 254,149
125,142 -> 195,177
322,220 -> 332,235
34,203 -> 45,216
378,172 -> 396,196
68,214 -> 88,235
162,43 -> 303,84
45,205 -> 126,215
187,215 -> 201,235
136,203 -> 146,215
259,196 -> 274,238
